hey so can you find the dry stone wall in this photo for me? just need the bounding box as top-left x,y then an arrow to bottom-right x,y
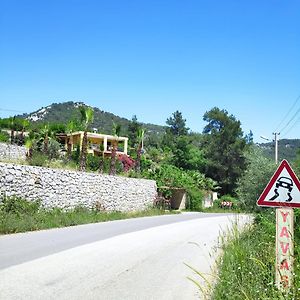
0,143 -> 26,161
0,162 -> 157,212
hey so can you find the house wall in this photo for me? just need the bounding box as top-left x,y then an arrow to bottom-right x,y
0,162 -> 157,212
0,143 -> 26,162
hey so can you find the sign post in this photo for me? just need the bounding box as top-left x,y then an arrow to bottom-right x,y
276,208 -> 294,290
257,160 -> 300,292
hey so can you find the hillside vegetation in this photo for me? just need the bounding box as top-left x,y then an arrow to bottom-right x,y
259,138 -> 300,161
17,101 -> 166,138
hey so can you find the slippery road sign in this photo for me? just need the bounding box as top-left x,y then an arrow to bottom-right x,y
257,160 -> 300,208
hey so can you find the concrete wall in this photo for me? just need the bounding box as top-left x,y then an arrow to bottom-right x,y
0,143 -> 26,161
0,162 -> 157,212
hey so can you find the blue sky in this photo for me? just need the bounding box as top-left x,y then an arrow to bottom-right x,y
0,0 -> 299,141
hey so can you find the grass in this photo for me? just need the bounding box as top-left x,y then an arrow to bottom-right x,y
0,196 -> 178,235
211,210 -> 300,300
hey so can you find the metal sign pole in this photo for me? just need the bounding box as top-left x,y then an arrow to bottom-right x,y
276,207 -> 294,291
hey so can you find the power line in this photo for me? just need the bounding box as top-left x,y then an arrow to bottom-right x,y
274,94 -> 300,132
281,115 -> 300,138
278,105 -> 300,134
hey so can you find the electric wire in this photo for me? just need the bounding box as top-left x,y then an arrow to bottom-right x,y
278,105 -> 300,134
281,115 -> 300,139
274,94 -> 300,132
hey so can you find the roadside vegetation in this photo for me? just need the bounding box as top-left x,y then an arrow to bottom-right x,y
0,196 -> 177,235
2,103 -> 300,296
212,210 -> 300,300
210,146 -> 300,299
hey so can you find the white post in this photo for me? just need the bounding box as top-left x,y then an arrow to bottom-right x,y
124,139 -> 128,155
103,137 -> 108,152
273,132 -> 280,165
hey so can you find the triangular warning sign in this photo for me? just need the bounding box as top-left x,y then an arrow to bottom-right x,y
257,160 -> 300,208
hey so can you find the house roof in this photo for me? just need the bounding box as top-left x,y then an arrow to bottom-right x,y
66,131 -> 128,141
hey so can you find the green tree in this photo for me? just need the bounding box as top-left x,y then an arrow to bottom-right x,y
66,120 -> 77,158
202,107 -> 248,194
236,146 -> 276,210
166,110 -> 189,136
163,110 -> 189,152
38,124 -> 54,154
8,116 -> 17,144
20,119 -> 30,145
171,136 -> 205,171
128,115 -> 142,148
79,106 -> 94,171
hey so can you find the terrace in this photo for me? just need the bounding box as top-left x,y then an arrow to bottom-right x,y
59,131 -> 128,156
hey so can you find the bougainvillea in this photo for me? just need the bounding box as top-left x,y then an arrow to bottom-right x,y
118,154 -> 135,172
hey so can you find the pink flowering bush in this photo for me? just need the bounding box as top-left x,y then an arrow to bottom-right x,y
118,154 -> 135,172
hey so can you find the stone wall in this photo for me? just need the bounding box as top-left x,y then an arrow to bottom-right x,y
0,162 -> 157,212
0,143 -> 26,161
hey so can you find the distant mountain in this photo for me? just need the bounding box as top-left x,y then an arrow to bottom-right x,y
18,101 -> 166,137
258,139 -> 300,162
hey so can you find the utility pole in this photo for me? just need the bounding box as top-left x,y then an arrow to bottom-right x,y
273,132 -> 280,165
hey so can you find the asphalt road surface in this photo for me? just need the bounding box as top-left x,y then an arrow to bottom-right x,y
0,212 -> 252,299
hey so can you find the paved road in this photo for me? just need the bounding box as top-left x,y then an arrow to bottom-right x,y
0,213 -> 252,299
0,212 -> 233,269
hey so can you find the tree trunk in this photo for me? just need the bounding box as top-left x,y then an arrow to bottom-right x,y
109,143 -> 117,175
135,144 -> 142,172
10,129 -> 14,144
28,147 -> 33,158
99,153 -> 104,174
43,134 -> 49,154
20,129 -> 25,145
80,131 -> 88,171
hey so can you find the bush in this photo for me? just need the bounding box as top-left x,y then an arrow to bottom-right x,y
87,154 -> 100,171
212,211 -> 300,299
0,195 -> 41,215
236,146 -> 276,211
0,130 -> 9,143
71,144 -> 81,163
142,164 -> 214,211
28,151 -> 48,167
48,139 -> 61,159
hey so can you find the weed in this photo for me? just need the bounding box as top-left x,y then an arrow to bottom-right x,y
0,196 -> 177,234
211,211 -> 300,299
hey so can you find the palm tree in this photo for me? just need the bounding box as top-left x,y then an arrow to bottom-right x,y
135,128 -> 145,172
79,106 -> 94,171
66,120 -> 77,158
99,143 -> 105,173
38,124 -> 53,154
25,137 -> 34,158
9,116 -> 16,144
20,119 -> 30,145
110,122 -> 121,175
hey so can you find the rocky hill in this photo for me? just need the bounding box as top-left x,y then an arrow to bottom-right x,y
18,101 -> 166,137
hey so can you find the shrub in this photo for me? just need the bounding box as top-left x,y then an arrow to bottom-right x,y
142,164 -> 213,211
87,154 -> 100,171
48,139 -> 61,159
0,195 -> 41,215
118,154 -> 135,172
236,146 -> 276,211
28,151 -> 48,167
71,144 -> 81,164
0,130 -> 9,143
